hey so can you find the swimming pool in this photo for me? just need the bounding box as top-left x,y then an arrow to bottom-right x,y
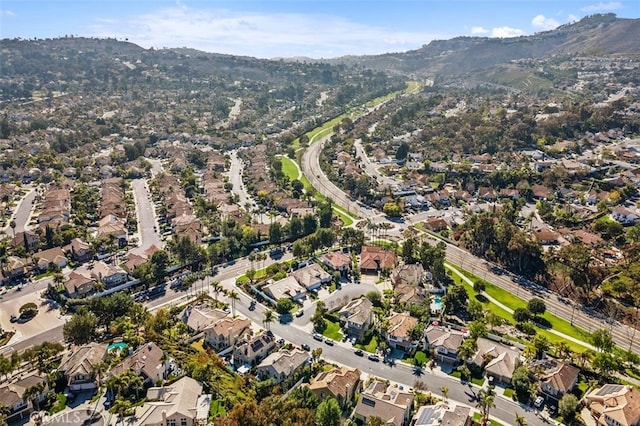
107,342 -> 127,352
431,295 -> 444,312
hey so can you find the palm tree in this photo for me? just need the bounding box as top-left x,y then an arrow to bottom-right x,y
23,382 -> 45,412
456,339 -> 476,365
9,220 -> 16,239
228,290 -> 240,317
210,281 -> 222,301
554,341 -> 573,362
91,361 -> 108,388
440,386 -> 449,403
515,412 -> 527,426
263,309 -> 274,331
476,387 -> 496,425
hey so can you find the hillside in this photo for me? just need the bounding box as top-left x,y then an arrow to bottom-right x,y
325,14 -> 640,80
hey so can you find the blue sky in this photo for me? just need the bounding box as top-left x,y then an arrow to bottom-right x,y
0,1 -> 635,58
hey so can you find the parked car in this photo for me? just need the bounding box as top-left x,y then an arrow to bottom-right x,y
367,354 -> 380,362
324,338 -> 334,346
295,309 -> 304,317
301,343 -> 311,351
534,396 -> 544,408
354,349 -> 364,356
312,333 -> 323,341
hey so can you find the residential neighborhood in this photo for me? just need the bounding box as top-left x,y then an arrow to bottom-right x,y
2,12 -> 640,426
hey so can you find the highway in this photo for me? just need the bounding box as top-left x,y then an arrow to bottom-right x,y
300,128 -> 640,355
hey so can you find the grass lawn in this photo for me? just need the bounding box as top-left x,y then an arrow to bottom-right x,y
333,206 -> 355,226
576,376 -> 590,398
280,156 -> 301,181
414,351 -> 428,365
355,335 -> 378,353
49,394 -> 67,415
447,263 -> 591,352
472,412 -> 504,426
471,375 -> 485,387
292,116 -> 344,148
322,318 -> 343,341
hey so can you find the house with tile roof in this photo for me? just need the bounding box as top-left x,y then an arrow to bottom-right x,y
353,380 -> 413,426
110,342 -> 166,385
586,384 -> 640,426
424,324 -> 466,364
319,251 -> 352,274
33,247 -> 67,271
338,298 -> 373,342
384,312 -> 419,352
0,372 -> 51,422
58,343 -> 108,391
255,349 -> 310,385
263,276 -> 307,302
233,331 -> 276,367
179,304 -> 228,332
84,261 -> 129,288
412,402 -> 471,426
63,237 -> 93,263
291,263 -> 331,291
308,366 -> 361,408
134,376 -> 210,426
472,337 -> 521,384
531,358 -> 580,401
360,245 -> 398,275
63,270 -> 96,298
204,317 -> 252,351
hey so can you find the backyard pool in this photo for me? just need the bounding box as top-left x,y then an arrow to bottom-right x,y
431,295 -> 444,313
107,342 -> 127,353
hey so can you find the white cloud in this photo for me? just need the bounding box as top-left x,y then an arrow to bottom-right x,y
532,14 -> 560,30
491,26 -> 524,38
580,2 -> 622,12
84,6 -> 446,58
568,13 -> 579,22
471,26 -> 489,35
0,10 -> 15,17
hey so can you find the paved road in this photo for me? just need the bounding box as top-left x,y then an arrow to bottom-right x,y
302,128 -> 640,355
2,186 -> 36,235
302,135 -> 373,220
228,150 -> 268,224
353,139 -> 396,187
232,283 -> 540,426
130,179 -> 163,256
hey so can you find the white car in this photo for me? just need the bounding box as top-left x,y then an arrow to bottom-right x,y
534,396 -> 544,408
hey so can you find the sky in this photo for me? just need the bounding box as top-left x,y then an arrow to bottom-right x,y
0,1 -> 636,59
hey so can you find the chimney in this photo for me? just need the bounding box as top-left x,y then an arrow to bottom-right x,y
161,410 -> 167,423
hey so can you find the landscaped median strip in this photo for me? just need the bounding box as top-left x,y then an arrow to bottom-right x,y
445,262 -> 596,352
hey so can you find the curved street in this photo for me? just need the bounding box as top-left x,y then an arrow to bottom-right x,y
299,124 -> 640,355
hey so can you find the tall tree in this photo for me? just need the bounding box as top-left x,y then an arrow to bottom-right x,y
263,309 -> 274,331
63,309 -> 98,345
315,397 -> 341,426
